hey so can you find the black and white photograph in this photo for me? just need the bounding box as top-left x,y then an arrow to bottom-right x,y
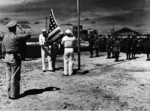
1,0 -> 150,110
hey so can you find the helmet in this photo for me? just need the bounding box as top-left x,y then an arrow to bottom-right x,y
65,29 -> 72,35
6,21 -> 17,28
42,29 -> 47,32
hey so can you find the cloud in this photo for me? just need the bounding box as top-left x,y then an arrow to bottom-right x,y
0,0 -> 44,6
0,0 -> 150,34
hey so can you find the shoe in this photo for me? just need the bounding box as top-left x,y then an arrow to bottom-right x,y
48,70 -> 55,72
42,70 -> 46,72
9,96 -> 19,100
63,74 -> 68,76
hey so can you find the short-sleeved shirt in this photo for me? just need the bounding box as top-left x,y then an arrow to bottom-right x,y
61,36 -> 76,48
39,34 -> 46,46
2,32 -> 30,54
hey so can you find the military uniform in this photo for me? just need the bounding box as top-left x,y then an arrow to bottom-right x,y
113,37 -> 120,62
61,30 -> 76,76
143,38 -> 150,60
106,35 -> 112,58
131,36 -> 138,59
49,43 -> 57,71
125,36 -> 131,59
88,32 -> 95,58
2,21 -> 31,99
94,36 -> 100,57
39,29 -> 56,72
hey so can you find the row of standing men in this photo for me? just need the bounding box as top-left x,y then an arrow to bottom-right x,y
88,31 -> 142,62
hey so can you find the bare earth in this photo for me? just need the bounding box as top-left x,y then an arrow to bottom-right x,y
0,52 -> 150,111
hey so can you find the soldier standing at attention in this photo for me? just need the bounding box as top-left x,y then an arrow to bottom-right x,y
61,29 -> 76,76
131,35 -> 138,59
94,36 -> 100,57
88,31 -> 95,58
106,34 -> 112,59
113,36 -> 121,62
143,36 -> 150,61
125,35 -> 132,60
2,21 -> 31,99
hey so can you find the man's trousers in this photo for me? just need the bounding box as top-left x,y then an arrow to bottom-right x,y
64,48 -> 74,75
41,46 -> 56,71
5,53 -> 21,98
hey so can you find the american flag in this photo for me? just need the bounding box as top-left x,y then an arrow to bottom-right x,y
47,9 -> 64,43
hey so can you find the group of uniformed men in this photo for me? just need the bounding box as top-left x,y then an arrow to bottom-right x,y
88,31 -> 121,62
2,20 -> 76,99
1,20 -> 148,100
88,31 -> 143,62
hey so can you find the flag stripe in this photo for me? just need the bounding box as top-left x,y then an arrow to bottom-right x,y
50,34 -> 64,43
49,30 -> 61,40
54,34 -> 64,43
48,27 -> 61,37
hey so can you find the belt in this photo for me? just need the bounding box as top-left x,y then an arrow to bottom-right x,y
64,47 -> 73,48
6,51 -> 14,54
6,51 -> 19,55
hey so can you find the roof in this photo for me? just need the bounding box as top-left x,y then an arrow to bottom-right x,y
113,27 -> 141,36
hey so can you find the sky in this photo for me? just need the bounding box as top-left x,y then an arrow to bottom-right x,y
0,0 -> 150,34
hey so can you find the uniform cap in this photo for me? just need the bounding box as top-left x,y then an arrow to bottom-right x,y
42,29 -> 47,32
65,29 -> 72,35
6,21 -> 17,28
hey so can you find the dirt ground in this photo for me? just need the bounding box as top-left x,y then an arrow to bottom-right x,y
1,52 -> 150,111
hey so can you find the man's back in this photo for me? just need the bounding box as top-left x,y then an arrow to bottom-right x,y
61,36 -> 76,48
3,32 -> 19,53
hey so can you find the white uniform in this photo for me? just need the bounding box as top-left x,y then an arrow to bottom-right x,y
39,34 -> 54,71
61,35 -> 76,75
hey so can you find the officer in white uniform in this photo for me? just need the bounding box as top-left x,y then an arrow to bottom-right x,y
61,29 -> 76,76
39,29 -> 54,72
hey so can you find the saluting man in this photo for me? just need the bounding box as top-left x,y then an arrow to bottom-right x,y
61,29 -> 76,76
2,21 -> 31,99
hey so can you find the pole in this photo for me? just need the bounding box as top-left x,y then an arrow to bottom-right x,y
45,17 -> 48,29
77,0 -> 80,70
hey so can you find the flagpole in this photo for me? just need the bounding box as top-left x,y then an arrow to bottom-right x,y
45,17 -> 48,29
77,0 -> 80,70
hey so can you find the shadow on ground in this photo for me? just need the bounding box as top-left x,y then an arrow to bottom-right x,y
20,87 -> 60,98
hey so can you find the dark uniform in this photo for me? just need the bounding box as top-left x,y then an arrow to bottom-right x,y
137,39 -> 142,54
2,21 -> 31,99
125,36 -> 131,60
101,36 -> 106,52
50,43 -> 58,70
143,37 -> 150,60
131,36 -> 138,59
88,32 -> 95,58
113,37 -> 120,62
111,37 -> 115,58
106,35 -> 112,59
94,36 -> 100,57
